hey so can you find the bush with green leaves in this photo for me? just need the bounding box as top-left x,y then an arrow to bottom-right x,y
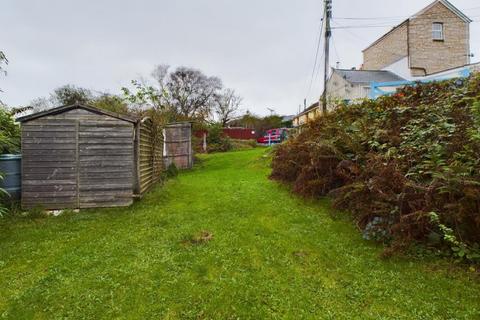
271,75 -> 480,263
0,106 -> 20,154
206,124 -> 233,153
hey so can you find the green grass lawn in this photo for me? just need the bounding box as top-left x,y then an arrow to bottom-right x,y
1,148 -> 479,319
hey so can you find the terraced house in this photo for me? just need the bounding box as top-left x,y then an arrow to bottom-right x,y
293,0 -> 478,127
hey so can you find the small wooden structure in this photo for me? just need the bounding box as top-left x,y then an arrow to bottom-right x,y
135,118 -> 163,195
164,122 -> 193,169
18,104 -> 138,209
18,104 -> 193,210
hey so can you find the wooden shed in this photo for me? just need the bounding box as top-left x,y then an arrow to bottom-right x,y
163,122 -> 193,170
18,104 -> 138,209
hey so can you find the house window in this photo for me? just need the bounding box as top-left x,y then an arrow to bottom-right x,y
432,23 -> 444,41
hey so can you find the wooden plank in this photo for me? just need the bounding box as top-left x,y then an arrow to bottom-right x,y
24,120 -> 77,126
22,185 -> 77,192
139,167 -> 153,173
80,191 -> 132,197
22,138 -> 77,144
75,120 -> 80,209
23,162 -> 76,168
22,155 -> 76,162
79,172 -> 132,179
22,197 -> 77,204
80,122 -> 132,128
78,132 -> 133,138
80,177 -> 132,184
22,167 -> 76,174
22,143 -> 77,150
79,126 -> 132,132
22,149 -> 76,156
22,131 -> 76,138
77,138 -> 133,144
23,173 -> 77,180
22,203 -> 78,210
79,201 -> 132,209
79,145 -> 133,151
79,150 -> 133,156
22,191 -> 77,197
43,114 -> 126,122
79,155 -> 132,162
140,176 -> 153,187
78,160 -> 132,167
79,167 -> 132,173
79,184 -> 132,191
22,127 -> 76,132
23,180 -> 77,186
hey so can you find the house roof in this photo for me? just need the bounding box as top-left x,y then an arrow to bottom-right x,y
363,0 -> 471,52
412,0 -> 472,23
334,69 -> 406,84
282,115 -> 296,122
17,103 -> 138,123
296,102 -> 320,117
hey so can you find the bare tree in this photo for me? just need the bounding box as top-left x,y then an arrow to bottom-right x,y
29,97 -> 51,112
151,64 -> 170,93
167,67 -> 222,119
123,65 -> 224,122
215,89 -> 242,127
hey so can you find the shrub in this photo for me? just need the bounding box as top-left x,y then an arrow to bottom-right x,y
271,75 -> 480,262
206,124 -> 233,153
0,106 -> 20,154
165,163 -> 179,178
230,139 -> 257,151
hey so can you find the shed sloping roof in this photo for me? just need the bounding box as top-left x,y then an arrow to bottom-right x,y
17,103 -> 138,123
334,69 -> 406,84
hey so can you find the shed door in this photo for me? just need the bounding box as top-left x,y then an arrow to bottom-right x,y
22,120 -> 78,209
78,120 -> 134,208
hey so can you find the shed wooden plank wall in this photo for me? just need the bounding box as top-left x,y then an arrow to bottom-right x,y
78,119 -> 134,208
164,123 -> 193,170
22,120 -> 78,209
21,109 -> 134,209
137,120 -> 163,195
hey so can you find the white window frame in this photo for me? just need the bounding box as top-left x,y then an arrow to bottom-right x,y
432,22 -> 444,41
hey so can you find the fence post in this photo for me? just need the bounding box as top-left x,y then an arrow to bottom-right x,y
203,132 -> 207,153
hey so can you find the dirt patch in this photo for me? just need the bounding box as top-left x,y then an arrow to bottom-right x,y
182,231 -> 214,246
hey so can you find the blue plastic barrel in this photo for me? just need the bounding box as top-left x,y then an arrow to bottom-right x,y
0,154 -> 21,200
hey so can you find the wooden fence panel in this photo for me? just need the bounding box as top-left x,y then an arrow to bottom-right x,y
136,119 -> 163,195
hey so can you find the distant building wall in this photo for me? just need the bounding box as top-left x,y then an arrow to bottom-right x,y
383,57 -> 412,80
409,1 -> 469,76
327,71 -> 371,103
293,107 -> 319,127
363,22 -> 409,70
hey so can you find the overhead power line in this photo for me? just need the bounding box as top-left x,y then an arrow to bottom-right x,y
306,6 -> 326,102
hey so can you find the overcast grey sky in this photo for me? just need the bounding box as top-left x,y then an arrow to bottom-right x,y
1,0 -> 479,116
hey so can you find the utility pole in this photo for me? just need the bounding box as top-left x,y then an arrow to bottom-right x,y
321,0 -> 332,115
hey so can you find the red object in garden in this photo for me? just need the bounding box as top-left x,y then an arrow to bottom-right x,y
257,128 -> 288,144
223,128 -> 257,140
